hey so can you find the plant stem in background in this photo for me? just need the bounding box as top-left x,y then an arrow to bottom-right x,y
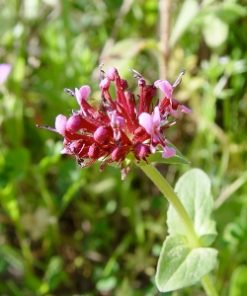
201,275 -> 219,296
138,164 -> 219,296
159,0 -> 171,79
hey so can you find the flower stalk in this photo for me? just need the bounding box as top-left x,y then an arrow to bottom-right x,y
138,163 -> 219,296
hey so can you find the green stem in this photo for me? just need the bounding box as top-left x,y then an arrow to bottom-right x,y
139,164 -> 199,247
138,163 -> 218,296
201,275 -> 218,296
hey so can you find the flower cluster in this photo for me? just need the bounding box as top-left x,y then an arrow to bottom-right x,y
42,68 -> 190,177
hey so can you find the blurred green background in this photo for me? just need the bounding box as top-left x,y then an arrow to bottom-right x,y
0,0 -> 247,295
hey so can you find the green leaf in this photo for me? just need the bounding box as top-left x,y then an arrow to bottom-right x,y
0,148 -> 30,188
0,184 -> 20,222
138,144 -> 190,166
169,0 -> 199,47
167,169 -> 217,246
96,276 -> 117,293
230,266 -> 247,296
213,2 -> 247,22
203,15 -> 228,48
145,149 -> 190,166
155,235 -> 218,292
44,256 -> 66,291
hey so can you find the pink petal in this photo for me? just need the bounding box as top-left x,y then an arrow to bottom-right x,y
152,106 -> 161,126
61,147 -> 71,154
139,112 -> 153,135
154,79 -> 173,99
180,104 -> 191,114
75,85 -> 91,107
55,114 -> 67,136
0,64 -> 11,84
107,67 -> 118,80
109,110 -> 124,128
170,108 -> 179,118
99,77 -> 110,90
134,143 -> 150,159
162,146 -> 176,158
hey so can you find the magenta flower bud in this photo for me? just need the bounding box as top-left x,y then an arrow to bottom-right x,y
134,143 -> 150,159
66,114 -> 82,133
93,126 -> 112,144
111,147 -> 125,161
106,67 -> 118,80
0,63 -> 11,84
55,114 -> 67,136
88,143 -> 99,158
100,77 -> 110,90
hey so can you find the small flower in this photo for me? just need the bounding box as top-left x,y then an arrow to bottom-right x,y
55,115 -> 67,136
40,68 -> 190,177
139,106 -> 161,139
154,79 -> 173,100
0,63 -> 11,85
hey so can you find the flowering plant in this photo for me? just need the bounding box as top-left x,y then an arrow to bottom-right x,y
42,67 -> 189,178
40,68 -> 218,295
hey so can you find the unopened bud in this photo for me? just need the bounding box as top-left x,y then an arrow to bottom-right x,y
134,143 -> 150,159
111,147 -> 125,161
93,126 -> 112,144
88,143 -> 99,158
66,114 -> 82,133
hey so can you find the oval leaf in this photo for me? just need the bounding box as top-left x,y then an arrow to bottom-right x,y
155,235 -> 218,292
203,15 -> 229,48
169,0 -> 199,47
167,169 -> 217,246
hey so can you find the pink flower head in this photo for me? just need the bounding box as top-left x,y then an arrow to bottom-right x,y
40,68 -> 190,177
0,63 -> 11,84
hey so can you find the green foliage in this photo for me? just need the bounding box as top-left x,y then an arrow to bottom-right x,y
229,266 -> 247,296
156,235 -> 217,292
168,169 -> 217,245
170,0 -> 199,47
145,146 -> 190,166
156,169 -> 218,292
